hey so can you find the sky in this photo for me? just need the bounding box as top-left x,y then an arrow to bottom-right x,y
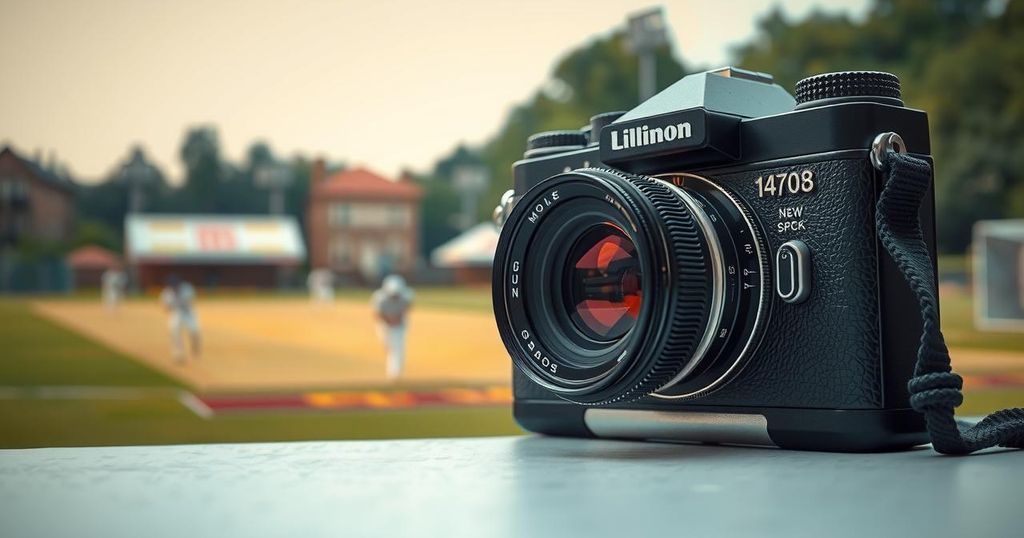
0,0 -> 869,183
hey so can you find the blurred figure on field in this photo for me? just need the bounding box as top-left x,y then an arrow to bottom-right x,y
371,274 -> 413,381
101,269 -> 127,312
307,268 -> 335,304
160,275 -> 201,364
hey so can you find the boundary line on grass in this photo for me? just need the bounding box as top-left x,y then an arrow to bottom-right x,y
0,386 -> 216,419
0,386 -> 180,400
177,390 -> 214,419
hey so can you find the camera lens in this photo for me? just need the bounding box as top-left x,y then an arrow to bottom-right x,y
564,223 -> 642,342
493,168 -> 769,405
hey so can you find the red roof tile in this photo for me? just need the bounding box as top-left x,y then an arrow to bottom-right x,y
312,167 -> 422,200
67,245 -> 123,269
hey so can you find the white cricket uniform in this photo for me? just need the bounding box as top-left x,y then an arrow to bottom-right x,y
371,285 -> 413,380
161,283 -> 200,359
307,269 -> 335,303
101,270 -> 126,311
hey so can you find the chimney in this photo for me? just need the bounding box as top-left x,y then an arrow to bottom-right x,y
311,158 -> 327,184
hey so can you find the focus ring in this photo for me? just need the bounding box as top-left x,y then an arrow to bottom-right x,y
572,169 -> 713,405
653,174 -> 772,401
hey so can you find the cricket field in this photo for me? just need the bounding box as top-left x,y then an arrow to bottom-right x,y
1,286 -> 1023,448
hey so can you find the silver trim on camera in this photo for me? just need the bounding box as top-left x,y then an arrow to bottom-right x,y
584,409 -> 774,447
492,189 -> 517,228
870,131 -> 906,171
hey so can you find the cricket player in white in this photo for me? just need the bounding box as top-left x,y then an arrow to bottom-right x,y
101,269 -> 126,312
371,274 -> 413,381
160,276 -> 201,363
306,268 -> 335,304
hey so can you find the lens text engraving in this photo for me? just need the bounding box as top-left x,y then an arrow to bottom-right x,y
526,190 -> 560,224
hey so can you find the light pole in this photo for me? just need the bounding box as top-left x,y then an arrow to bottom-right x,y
121,147 -> 158,214
254,162 -> 295,288
119,147 -> 159,294
626,7 -> 668,102
255,163 -> 294,215
452,164 -> 489,231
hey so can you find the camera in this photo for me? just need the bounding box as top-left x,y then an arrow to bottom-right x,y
491,68 -> 938,451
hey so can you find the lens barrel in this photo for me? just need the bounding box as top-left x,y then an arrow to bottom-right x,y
493,168 -> 768,405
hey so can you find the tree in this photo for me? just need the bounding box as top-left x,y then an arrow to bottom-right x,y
283,155 -> 313,235
918,2 -> 1024,250
72,219 -> 121,252
76,145 -> 169,248
175,127 -> 268,214
417,176 -> 462,257
449,30 -> 689,222
177,126 -> 223,213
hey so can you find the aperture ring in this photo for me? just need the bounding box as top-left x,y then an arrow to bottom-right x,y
652,173 -> 771,400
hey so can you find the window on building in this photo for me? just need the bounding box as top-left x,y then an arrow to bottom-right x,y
0,176 -> 27,202
387,235 -> 406,265
328,203 -> 351,227
329,236 -> 352,267
333,203 -> 411,229
387,205 -> 410,227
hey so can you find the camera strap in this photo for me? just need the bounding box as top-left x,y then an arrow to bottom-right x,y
876,150 -> 1024,454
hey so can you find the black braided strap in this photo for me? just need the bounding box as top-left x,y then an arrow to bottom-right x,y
876,150 -> 1024,454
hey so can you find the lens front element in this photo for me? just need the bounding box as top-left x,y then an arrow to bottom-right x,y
565,224 -> 642,342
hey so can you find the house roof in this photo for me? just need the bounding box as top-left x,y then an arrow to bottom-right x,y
125,214 -> 306,265
67,245 -> 123,270
0,146 -> 76,193
312,167 -> 422,200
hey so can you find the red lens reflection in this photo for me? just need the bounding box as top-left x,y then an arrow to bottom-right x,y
566,224 -> 642,341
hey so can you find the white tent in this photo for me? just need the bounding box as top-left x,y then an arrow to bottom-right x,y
431,222 -> 499,268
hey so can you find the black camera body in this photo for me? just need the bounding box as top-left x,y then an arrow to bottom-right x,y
492,68 -> 938,451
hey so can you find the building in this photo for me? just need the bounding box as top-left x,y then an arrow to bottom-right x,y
0,146 -> 75,246
67,245 -> 123,289
126,214 -> 305,290
430,222 -> 498,285
307,162 -> 423,283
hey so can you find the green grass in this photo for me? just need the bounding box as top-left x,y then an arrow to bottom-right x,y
958,389 -> 1024,416
0,297 -> 520,448
939,292 -> 1024,352
0,398 -> 519,448
937,254 -> 969,277
0,301 -> 178,387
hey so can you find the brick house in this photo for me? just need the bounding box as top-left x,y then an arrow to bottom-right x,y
0,146 -> 75,246
307,162 -> 423,283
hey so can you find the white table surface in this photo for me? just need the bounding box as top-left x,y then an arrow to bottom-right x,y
1,435 -> 1022,538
